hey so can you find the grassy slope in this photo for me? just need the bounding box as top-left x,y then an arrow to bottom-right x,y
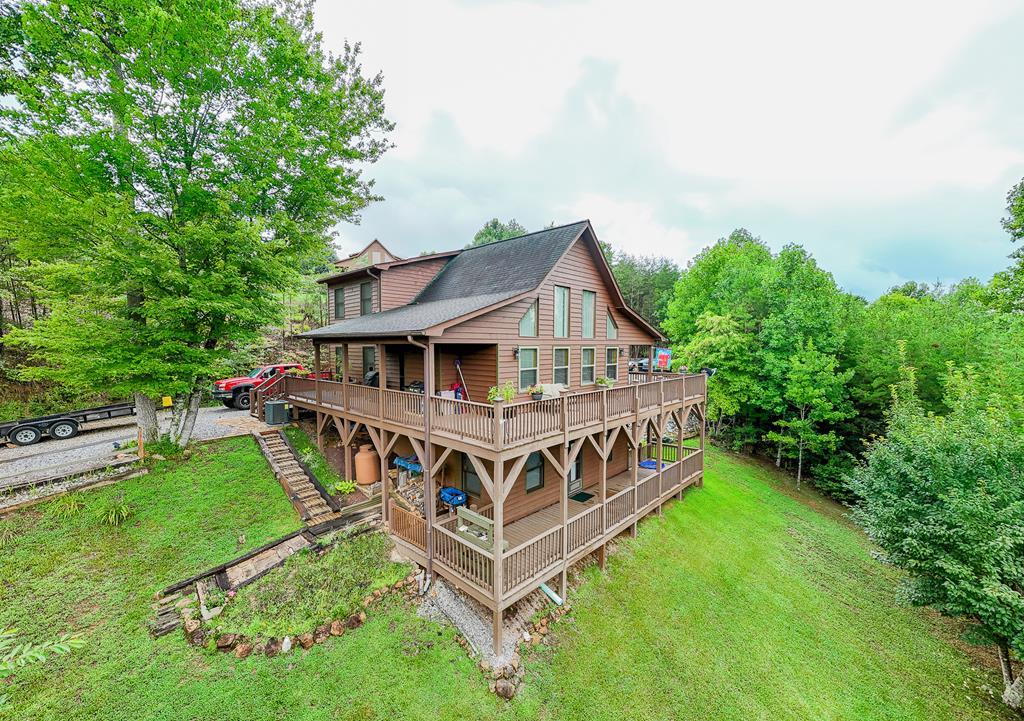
510,449 -> 1009,721
2,444 -> 1009,720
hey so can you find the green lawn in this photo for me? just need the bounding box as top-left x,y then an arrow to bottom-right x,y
1,443 -> 1009,720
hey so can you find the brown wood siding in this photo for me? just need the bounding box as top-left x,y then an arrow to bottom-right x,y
436,345 -> 497,403
379,258 -> 449,310
325,277 -> 379,323
437,239 -> 656,398
451,431 -> 632,523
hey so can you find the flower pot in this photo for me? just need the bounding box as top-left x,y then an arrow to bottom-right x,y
531,393 -> 544,401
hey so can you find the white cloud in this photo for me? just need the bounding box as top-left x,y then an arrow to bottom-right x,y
560,193 -> 701,264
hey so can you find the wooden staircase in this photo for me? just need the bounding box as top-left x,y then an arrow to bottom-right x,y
253,429 -> 342,526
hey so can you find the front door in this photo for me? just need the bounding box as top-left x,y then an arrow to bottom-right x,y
567,450 -> 583,495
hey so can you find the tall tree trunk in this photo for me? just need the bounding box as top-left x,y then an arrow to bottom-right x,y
134,392 -> 159,444
998,640 -> 1015,688
796,440 -> 804,489
174,388 -> 203,448
775,442 -> 782,467
998,640 -> 1024,709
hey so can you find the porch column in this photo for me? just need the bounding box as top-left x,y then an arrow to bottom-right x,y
377,343 -> 387,421
647,344 -> 655,382
342,343 -> 353,483
314,342 -> 323,449
492,457 -> 505,655
631,384 -> 640,535
423,340 -> 435,579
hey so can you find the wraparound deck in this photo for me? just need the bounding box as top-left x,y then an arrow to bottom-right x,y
262,372 -> 706,454
388,448 -> 703,608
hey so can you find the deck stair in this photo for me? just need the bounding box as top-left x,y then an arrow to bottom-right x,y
252,429 -> 342,526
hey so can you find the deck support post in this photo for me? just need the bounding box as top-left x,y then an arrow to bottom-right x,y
492,457 -> 505,655
342,343 -> 353,482
631,384 -> 640,523
598,429 -> 607,569
380,429 -> 390,524
377,343 -> 387,419
698,402 -> 706,488
314,342 -> 323,449
647,343 -> 655,382
559,396 -> 569,600
657,407 -> 664,517
423,340 -> 435,580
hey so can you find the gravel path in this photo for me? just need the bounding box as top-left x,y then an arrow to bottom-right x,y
0,406 -> 257,485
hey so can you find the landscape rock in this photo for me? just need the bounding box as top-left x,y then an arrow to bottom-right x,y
281,636 -> 293,653
329,620 -> 346,636
265,638 -> 281,656
183,619 -> 201,634
234,642 -> 253,659
216,633 -> 238,651
187,628 -> 206,647
345,613 -> 363,630
494,679 -> 517,700
358,611 -> 367,623
297,633 -> 315,650
314,625 -> 330,643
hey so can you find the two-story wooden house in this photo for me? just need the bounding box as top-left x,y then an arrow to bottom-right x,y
254,221 -> 707,652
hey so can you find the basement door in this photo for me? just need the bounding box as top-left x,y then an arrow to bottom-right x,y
567,450 -> 583,496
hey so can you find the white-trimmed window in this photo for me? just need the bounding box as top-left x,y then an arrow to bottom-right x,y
518,347 -> 539,390
519,299 -> 538,337
553,347 -> 570,386
554,285 -> 569,338
582,290 -> 596,338
581,347 -> 596,385
606,311 -> 618,339
605,347 -> 619,380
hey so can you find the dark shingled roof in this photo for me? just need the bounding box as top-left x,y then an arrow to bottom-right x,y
301,221 -> 589,339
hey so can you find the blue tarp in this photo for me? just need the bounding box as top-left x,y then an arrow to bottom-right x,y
394,455 -> 423,474
638,459 -> 667,470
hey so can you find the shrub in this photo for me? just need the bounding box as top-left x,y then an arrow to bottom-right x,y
0,523 -> 16,549
91,495 -> 135,527
47,493 -> 85,521
330,479 -> 356,496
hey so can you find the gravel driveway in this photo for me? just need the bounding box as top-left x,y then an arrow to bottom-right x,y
0,406 -> 259,485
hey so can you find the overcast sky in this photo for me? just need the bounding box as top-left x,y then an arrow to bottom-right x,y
315,0 -> 1024,298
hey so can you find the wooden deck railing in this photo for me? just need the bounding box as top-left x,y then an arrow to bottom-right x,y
432,396 -> 495,444
605,486 -> 634,531
680,449 -> 703,481
275,374 -> 704,453
389,501 -> 427,551
432,523 -> 494,594
502,526 -> 562,595
567,504 -> 603,556
502,397 -> 561,445
637,474 -> 659,508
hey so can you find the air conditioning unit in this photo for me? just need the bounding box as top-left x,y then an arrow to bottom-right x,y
265,400 -> 289,425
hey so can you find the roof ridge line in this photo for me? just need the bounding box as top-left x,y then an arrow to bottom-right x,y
457,219 -> 589,254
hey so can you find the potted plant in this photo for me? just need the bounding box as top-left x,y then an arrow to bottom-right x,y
487,380 -> 516,404
596,376 -> 616,388
526,384 -> 545,401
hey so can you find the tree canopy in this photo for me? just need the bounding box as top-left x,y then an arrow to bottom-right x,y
0,0 -> 391,443
467,218 -> 526,247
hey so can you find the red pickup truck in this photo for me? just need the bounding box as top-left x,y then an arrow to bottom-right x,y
212,363 -> 314,410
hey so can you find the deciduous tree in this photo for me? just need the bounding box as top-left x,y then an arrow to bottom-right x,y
0,0 -> 392,445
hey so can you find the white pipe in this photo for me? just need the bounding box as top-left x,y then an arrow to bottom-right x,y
539,582 -> 563,606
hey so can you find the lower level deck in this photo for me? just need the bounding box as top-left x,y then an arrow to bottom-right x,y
390,449 -> 702,610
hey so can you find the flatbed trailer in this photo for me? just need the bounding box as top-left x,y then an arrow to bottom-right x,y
0,402 -> 136,447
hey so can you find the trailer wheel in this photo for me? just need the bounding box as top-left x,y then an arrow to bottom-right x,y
49,419 -> 79,440
233,389 -> 251,410
10,425 -> 42,446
